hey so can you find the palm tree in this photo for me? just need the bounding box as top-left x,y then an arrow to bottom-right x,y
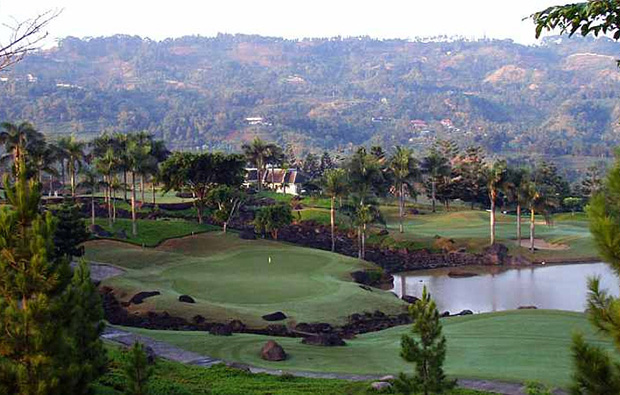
323,168 -> 348,252
526,179 -> 560,253
421,149 -> 451,213
0,121 -> 44,177
389,146 -> 419,233
149,139 -> 170,205
78,166 -> 100,226
242,137 -> 281,191
486,160 -> 507,245
346,147 -> 386,259
63,136 -> 86,197
126,134 -> 151,236
95,147 -> 119,226
503,167 -> 530,246
112,133 -> 130,201
109,176 -> 123,223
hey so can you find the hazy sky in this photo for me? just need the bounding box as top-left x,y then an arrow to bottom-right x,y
1,0 -> 565,45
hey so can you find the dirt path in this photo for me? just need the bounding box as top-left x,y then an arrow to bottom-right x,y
101,326 -> 566,395
519,238 -> 569,251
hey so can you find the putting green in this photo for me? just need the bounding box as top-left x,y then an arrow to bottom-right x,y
122,310 -> 615,389
85,233 -> 406,327
164,249 -> 338,304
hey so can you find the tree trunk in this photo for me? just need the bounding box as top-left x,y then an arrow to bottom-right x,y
123,170 -> 128,201
61,160 -> 66,190
107,183 -> 113,227
196,202 -> 203,224
516,204 -> 521,246
361,223 -> 366,260
330,196 -> 336,252
91,193 -> 95,226
530,208 -> 535,253
223,222 -> 227,234
140,174 -> 145,206
490,195 -> 496,245
70,164 -> 76,197
399,184 -> 404,233
131,172 -> 137,236
357,226 -> 362,259
112,188 -> 117,223
431,180 -> 437,213
151,182 -> 156,205
257,167 -> 262,192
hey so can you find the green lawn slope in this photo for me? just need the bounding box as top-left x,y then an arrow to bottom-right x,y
121,310 -> 613,389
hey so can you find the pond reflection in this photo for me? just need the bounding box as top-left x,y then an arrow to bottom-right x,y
392,263 -> 618,313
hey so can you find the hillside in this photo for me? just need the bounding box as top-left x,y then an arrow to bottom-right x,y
1,34 -> 620,157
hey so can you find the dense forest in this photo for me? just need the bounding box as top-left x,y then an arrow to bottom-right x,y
1,34 -> 620,159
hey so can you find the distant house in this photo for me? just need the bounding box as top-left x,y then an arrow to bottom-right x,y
410,119 -> 428,129
244,117 -> 271,126
244,167 -> 308,195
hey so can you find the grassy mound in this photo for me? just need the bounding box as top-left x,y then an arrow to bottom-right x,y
85,233 -> 406,327
120,310 -> 614,388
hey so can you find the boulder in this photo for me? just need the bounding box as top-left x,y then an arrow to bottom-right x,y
178,295 -> 195,303
262,311 -> 287,321
440,311 -> 451,318
128,291 -> 160,305
377,229 -> 389,236
483,243 -> 509,265
261,340 -> 287,361
457,309 -> 473,316
301,333 -> 346,347
401,295 -> 419,304
229,320 -> 246,332
379,375 -> 395,381
115,229 -> 128,239
239,229 -> 257,240
209,323 -> 233,336
88,224 -> 112,237
371,381 -> 392,391
518,305 -> 538,310
226,362 -> 251,372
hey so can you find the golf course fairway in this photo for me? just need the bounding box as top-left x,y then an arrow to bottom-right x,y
120,309 -> 613,389
85,232 -> 406,327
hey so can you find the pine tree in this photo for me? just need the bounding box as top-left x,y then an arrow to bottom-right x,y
0,159 -> 106,394
570,149 -> 620,393
53,200 -> 90,260
396,286 -> 455,395
61,260 -> 107,394
123,342 -> 153,395
0,164 -> 68,394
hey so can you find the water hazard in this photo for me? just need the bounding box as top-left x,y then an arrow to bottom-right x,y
391,263 -> 618,313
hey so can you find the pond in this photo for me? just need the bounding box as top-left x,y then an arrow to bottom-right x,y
391,263 -> 618,313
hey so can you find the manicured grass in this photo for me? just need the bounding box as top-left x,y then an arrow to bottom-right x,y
85,233 -> 406,327
95,347 -> 490,395
92,218 -> 219,247
120,310 -> 613,389
380,209 -> 597,261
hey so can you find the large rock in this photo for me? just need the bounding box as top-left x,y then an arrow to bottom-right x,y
178,295 -> 195,303
262,311 -> 287,321
128,291 -> 160,305
261,340 -> 287,361
301,333 -> 346,347
401,295 -> 419,304
115,229 -> 128,239
209,323 -> 233,336
88,224 -> 113,237
483,243 -> 509,265
457,309 -> 474,316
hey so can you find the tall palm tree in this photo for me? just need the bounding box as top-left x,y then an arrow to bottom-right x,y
112,133 -> 130,201
78,166 -> 100,226
526,179 -> 560,253
149,139 -> 170,205
95,147 -> 119,226
0,121 -> 44,177
242,137 -> 281,191
389,146 -> 420,233
421,149 -> 451,213
486,160 -> 507,245
323,168 -> 348,252
63,136 -> 86,197
503,167 -> 530,246
126,134 -> 151,236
